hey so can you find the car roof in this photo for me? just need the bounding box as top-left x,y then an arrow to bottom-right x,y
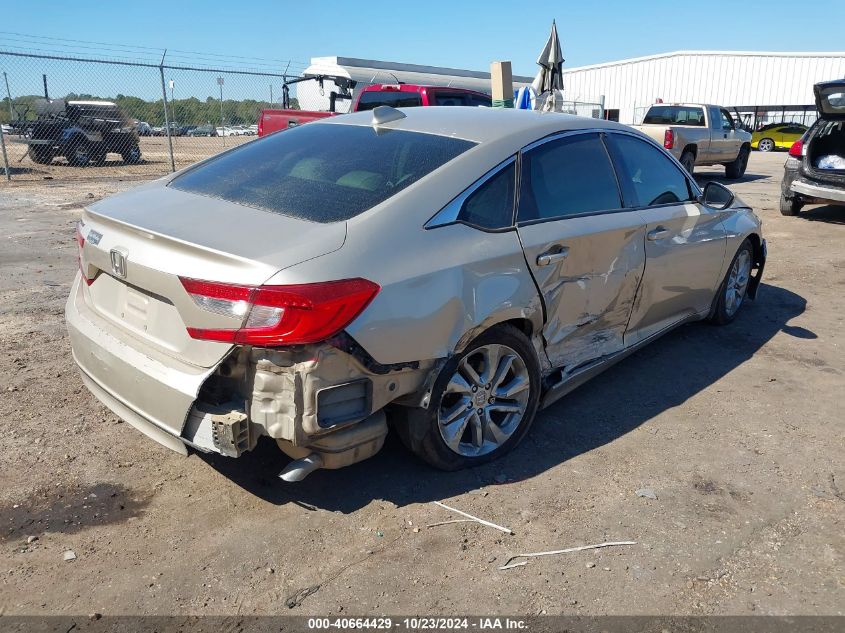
315,106 -> 630,145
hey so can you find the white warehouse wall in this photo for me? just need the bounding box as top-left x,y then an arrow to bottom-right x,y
562,51 -> 845,124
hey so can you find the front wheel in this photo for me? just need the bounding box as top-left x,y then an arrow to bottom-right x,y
725,147 -> 749,179
757,138 -> 775,152
397,324 -> 540,471
66,141 -> 91,167
711,239 -> 754,325
121,146 -> 142,164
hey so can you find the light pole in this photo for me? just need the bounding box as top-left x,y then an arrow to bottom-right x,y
217,76 -> 225,147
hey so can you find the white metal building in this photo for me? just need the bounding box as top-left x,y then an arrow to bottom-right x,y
562,50 -> 845,125
299,56 -> 533,112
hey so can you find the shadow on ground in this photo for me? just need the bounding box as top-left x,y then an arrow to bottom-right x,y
795,204 -> 845,225
197,282 -> 808,513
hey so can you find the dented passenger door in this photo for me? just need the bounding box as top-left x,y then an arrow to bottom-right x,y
516,132 -> 646,372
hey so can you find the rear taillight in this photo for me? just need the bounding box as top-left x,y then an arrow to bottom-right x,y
180,277 -> 380,346
788,140 -> 803,158
663,129 -> 674,149
76,221 -> 94,286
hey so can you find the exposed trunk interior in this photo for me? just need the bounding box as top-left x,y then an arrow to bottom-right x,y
806,121 -> 845,182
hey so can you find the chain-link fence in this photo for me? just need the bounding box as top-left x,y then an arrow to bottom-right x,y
0,49 -> 300,182
0,46 -> 611,183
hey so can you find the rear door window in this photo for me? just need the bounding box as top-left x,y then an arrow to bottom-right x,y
517,133 -> 622,222
607,134 -> 693,207
170,123 -> 475,223
356,91 -> 423,111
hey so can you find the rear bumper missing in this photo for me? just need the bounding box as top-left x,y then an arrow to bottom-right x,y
67,275 -> 432,462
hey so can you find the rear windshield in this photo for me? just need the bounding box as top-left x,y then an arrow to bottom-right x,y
169,122 -> 475,222
643,106 -> 706,126
356,91 -> 423,111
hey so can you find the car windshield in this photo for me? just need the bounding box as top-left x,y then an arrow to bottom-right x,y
169,122 -> 476,222
643,106 -> 706,126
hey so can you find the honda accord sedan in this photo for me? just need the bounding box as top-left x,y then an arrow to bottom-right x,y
66,106 -> 766,481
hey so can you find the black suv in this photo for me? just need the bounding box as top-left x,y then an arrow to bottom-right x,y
780,80 -> 845,215
26,99 -> 142,167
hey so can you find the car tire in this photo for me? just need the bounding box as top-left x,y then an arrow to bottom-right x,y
710,238 -> 754,326
27,146 -> 53,165
725,147 -> 749,179
66,141 -> 91,167
680,151 -> 695,175
779,194 -> 803,216
757,138 -> 775,152
396,324 -> 541,471
121,146 -> 142,164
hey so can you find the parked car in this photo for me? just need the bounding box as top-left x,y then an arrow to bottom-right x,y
752,123 -> 808,152
632,103 -> 752,178
67,107 -> 765,481
780,80 -> 845,215
186,124 -> 217,137
26,99 -> 141,166
135,121 -> 153,136
258,83 -> 492,136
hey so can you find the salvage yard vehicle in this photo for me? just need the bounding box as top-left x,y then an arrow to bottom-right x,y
258,79 -> 492,136
780,80 -> 845,216
26,99 -> 142,166
752,122 -> 807,152
66,107 -> 766,481
632,103 -> 752,178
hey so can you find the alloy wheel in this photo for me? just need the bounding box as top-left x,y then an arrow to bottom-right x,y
437,344 -> 530,457
758,138 -> 774,152
724,249 -> 752,317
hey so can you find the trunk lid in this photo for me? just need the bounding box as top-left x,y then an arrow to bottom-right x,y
814,80 -> 845,121
79,183 -> 346,368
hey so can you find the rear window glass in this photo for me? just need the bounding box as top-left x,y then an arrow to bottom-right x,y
169,123 -> 475,223
356,91 -> 423,111
643,106 -> 705,126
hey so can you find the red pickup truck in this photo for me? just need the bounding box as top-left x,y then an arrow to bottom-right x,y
258,83 -> 492,136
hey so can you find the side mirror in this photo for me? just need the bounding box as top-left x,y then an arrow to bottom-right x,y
701,182 -> 735,210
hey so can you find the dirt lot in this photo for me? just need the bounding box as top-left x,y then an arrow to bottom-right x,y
0,151 -> 842,617
2,133 -> 256,182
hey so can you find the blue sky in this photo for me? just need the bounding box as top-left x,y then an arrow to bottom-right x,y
4,0 -> 845,76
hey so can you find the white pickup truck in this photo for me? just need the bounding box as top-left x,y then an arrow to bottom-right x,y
632,103 -> 752,179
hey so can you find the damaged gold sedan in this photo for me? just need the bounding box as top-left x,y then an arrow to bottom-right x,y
66,106 -> 766,480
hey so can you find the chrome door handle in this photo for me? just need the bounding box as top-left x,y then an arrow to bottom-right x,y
536,247 -> 569,267
647,227 -> 670,241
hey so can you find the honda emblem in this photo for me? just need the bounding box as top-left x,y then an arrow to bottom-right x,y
110,248 -> 128,278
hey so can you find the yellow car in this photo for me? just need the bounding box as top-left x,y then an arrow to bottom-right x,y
752,123 -> 808,152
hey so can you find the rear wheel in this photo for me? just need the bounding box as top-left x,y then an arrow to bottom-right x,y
397,324 -> 540,471
680,151 -> 695,175
27,146 -> 53,164
779,194 -> 803,216
757,138 -> 775,152
725,147 -> 749,179
711,239 -> 753,325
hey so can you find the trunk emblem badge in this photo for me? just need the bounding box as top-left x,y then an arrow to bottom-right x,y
110,248 -> 128,278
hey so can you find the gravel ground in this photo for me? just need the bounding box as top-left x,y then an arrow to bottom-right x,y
0,151 -> 842,617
